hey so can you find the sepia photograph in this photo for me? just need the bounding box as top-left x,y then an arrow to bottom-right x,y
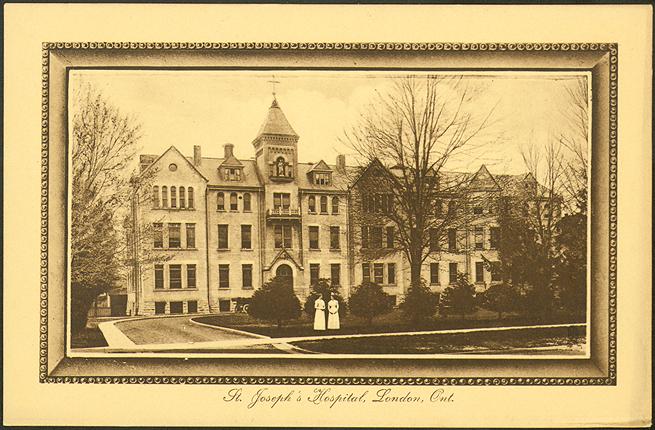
68,69 -> 591,358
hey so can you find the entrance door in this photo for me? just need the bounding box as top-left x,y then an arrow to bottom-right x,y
276,264 -> 293,287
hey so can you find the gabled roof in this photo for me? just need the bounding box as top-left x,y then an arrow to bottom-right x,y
349,158 -> 399,189
308,160 -> 332,172
140,145 -> 208,181
266,248 -> 303,271
467,164 -> 502,191
254,98 -> 298,138
219,154 -> 244,168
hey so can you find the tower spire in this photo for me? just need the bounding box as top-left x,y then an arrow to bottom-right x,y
267,78 -> 280,105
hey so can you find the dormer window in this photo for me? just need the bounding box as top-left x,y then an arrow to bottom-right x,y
314,172 -> 331,186
223,167 -> 242,182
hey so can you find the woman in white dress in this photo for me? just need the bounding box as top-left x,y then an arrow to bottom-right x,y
313,296 -> 326,331
327,293 -> 340,330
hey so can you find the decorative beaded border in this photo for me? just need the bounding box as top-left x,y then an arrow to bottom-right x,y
39,42 -> 618,385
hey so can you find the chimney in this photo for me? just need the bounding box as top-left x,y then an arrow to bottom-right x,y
193,145 -> 202,166
336,154 -> 346,172
224,143 -> 234,159
140,154 -> 156,172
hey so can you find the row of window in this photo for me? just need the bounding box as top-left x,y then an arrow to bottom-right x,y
154,223 -> 195,249
427,227 -> 500,252
216,225 -> 253,250
215,224 -> 342,250
154,264 -> 196,289
217,264 -> 254,289
153,186 -> 195,210
154,300 -> 198,315
217,192 -> 252,212
428,261 -> 501,285
309,263 -> 341,287
362,193 -> 393,214
361,226 -> 395,249
362,262 -> 396,285
307,195 -> 340,215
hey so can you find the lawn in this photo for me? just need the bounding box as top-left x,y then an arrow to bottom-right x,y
193,308 -> 585,338
291,325 -> 587,355
70,326 -> 108,348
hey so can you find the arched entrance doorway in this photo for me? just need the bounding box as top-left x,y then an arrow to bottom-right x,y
275,264 -> 293,287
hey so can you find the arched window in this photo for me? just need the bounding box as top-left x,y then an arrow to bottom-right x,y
187,187 -> 194,209
320,196 -> 328,214
152,186 -> 160,208
275,156 -> 287,177
179,186 -> 186,209
243,193 -> 251,212
331,196 -> 339,214
230,193 -> 238,211
161,186 -> 168,208
308,196 -> 316,213
217,192 -> 225,211
170,186 -> 177,208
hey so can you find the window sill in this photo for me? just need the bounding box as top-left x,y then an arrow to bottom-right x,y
329,248 -> 341,252
240,248 -> 253,252
308,248 -> 321,252
152,208 -> 196,211
154,288 -> 199,292
216,248 -> 230,251
242,287 -> 254,290
218,287 -> 231,290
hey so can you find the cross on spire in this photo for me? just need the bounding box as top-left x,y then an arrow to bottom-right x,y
268,78 -> 281,100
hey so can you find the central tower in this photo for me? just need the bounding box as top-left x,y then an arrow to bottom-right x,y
252,98 -> 299,183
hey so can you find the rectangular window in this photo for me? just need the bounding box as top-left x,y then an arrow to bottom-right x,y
430,228 -> 440,251
491,262 -> 502,282
362,263 -> 370,283
449,262 -> 458,284
309,226 -> 320,249
241,225 -> 252,249
388,263 -> 396,285
330,264 -> 341,287
320,196 -> 328,213
430,263 -> 439,285
435,199 -> 443,218
274,225 -> 292,248
187,301 -> 198,313
273,193 -> 291,210
361,226 -> 369,248
155,302 -> 166,315
386,226 -> 395,248
153,223 -> 163,248
330,226 -> 340,250
219,299 -> 231,312
218,264 -> 230,289
170,301 -> 183,314
168,223 -> 181,248
242,264 -> 253,289
475,227 -> 484,250
310,263 -> 320,285
473,206 -> 483,215
475,261 -> 484,283
169,264 -> 182,289
217,224 -> 229,249
371,226 -> 383,249
490,227 -> 500,249
230,193 -> 238,211
448,229 -> 457,252
186,223 -> 196,248
187,264 -> 196,288
373,263 -> 384,284
154,264 -> 164,289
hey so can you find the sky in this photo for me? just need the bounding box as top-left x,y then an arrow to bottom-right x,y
69,70 -> 589,175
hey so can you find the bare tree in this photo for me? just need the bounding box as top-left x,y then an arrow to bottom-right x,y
70,83 -> 168,328
558,76 -> 589,214
344,76 -> 497,288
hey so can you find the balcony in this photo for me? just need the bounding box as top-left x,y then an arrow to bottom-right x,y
266,208 -> 301,222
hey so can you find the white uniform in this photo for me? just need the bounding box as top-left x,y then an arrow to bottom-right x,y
327,299 -> 340,330
313,298 -> 326,330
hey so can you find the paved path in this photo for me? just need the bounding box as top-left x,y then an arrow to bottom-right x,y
98,316 -> 300,353
97,319 -> 585,355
